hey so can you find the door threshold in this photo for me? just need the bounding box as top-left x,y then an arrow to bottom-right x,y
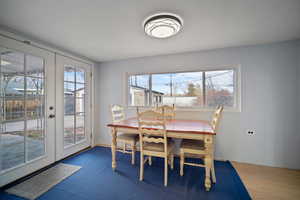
1,146 -> 92,190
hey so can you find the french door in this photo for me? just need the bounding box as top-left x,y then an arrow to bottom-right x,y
0,35 -> 55,186
0,35 -> 92,186
55,55 -> 92,160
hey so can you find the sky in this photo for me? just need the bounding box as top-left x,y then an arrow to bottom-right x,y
64,67 -> 85,93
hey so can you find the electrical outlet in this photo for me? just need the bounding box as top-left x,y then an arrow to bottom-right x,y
247,130 -> 255,136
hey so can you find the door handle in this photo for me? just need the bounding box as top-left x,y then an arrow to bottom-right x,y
49,114 -> 55,119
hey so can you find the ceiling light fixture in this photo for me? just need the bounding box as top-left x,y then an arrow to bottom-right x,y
143,13 -> 183,39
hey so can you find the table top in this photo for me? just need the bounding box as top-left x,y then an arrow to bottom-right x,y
107,117 -> 215,135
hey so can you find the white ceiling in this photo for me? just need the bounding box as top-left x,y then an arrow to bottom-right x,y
0,0 -> 300,62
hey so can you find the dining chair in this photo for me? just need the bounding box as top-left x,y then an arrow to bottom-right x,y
179,106 -> 223,185
150,104 -> 176,164
137,108 -> 175,186
110,104 -> 138,165
155,104 -> 175,119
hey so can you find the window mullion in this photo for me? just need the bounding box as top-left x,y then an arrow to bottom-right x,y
149,74 -> 152,106
24,54 -> 28,163
74,68 -> 76,144
202,72 -> 206,107
170,74 -> 173,97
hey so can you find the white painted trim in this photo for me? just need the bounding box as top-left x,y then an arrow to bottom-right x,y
0,28 -> 96,186
91,64 -> 95,147
0,27 -> 95,65
0,155 -> 46,175
126,64 -> 239,76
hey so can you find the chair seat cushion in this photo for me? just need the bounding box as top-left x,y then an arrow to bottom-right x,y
180,139 -> 205,150
117,133 -> 137,142
144,139 -> 175,153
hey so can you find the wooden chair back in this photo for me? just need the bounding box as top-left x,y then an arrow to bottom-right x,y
211,106 -> 223,132
111,104 -> 125,123
137,108 -> 168,153
156,104 -> 175,119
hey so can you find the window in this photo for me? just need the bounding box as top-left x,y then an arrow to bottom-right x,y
127,67 -> 239,110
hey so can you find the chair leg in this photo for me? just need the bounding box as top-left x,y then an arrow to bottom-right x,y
140,153 -> 144,181
180,150 -> 184,176
164,156 -> 168,186
171,154 -> 174,170
131,142 -> 136,165
211,159 -> 216,183
123,143 -> 126,153
148,156 -> 152,166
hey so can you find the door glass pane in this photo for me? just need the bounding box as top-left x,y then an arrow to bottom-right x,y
64,96 -> 75,115
64,115 -> 75,146
26,97 -> 45,161
76,98 -> 84,113
3,96 -> 25,121
64,82 -> 75,95
64,66 -> 86,147
26,97 -> 44,117
76,68 -> 85,83
75,83 -> 84,98
0,50 -> 24,75
75,113 -> 84,143
1,121 -> 25,171
5,76 -> 25,97
64,66 -> 75,82
26,55 -> 44,78
0,48 -> 46,171
27,120 -> 44,161
26,55 -> 45,162
26,77 -> 44,96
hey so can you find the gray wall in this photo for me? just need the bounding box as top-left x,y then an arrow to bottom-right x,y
298,41 -> 300,144
94,40 -> 300,169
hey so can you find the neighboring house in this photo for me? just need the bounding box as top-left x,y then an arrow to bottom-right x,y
129,85 -> 164,106
64,87 -> 85,114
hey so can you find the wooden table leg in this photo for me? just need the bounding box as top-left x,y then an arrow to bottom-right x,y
204,135 -> 213,191
111,127 -> 117,171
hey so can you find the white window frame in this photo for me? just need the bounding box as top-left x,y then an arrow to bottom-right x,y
125,65 -> 241,112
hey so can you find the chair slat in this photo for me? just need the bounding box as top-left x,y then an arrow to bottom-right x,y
156,104 -> 175,119
142,136 -> 164,143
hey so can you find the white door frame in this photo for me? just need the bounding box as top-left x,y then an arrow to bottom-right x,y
0,35 -> 56,186
55,54 -> 93,160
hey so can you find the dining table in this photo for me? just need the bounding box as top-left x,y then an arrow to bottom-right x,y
107,117 -> 216,191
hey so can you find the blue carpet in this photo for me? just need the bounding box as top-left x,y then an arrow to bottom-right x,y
0,147 -> 251,200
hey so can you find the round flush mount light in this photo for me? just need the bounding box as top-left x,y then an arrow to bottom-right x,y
143,13 -> 183,39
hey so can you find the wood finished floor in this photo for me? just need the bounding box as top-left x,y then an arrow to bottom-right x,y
232,161 -> 300,200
